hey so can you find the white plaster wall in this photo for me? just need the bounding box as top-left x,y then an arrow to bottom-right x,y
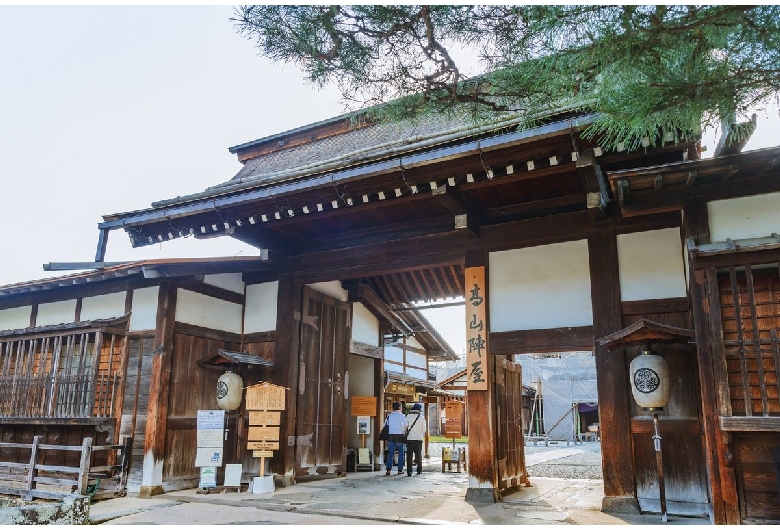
617,228 -> 687,301
408,336 -> 423,350
0,306 -> 31,330
407,351 -> 427,370
347,354 -> 375,447
406,366 -> 428,380
244,281 -> 278,334
176,289 -> 243,334
708,192 -> 780,242
129,286 -> 159,332
489,240 -> 593,332
352,303 -> 379,346
204,273 -> 245,294
308,281 -> 348,302
384,344 -> 404,364
81,291 -> 126,322
37,299 -> 77,327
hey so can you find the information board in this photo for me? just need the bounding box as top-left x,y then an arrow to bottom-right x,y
350,396 -> 377,416
246,383 -> 286,410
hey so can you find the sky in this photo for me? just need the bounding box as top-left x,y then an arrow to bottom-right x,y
1,6 -> 778,358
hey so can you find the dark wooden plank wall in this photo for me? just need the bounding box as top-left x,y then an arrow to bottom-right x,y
0,425 -> 101,469
734,433 -> 780,522
163,330 -> 242,486
121,336 -> 154,491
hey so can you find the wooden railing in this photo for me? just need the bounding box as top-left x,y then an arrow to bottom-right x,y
0,436 -> 131,500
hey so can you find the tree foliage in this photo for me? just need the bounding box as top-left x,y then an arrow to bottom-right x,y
234,5 -> 780,150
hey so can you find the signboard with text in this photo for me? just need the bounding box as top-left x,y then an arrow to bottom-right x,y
246,383 -> 286,410
350,396 -> 377,417
465,266 -> 488,390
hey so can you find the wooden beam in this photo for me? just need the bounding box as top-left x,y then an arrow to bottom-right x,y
465,249 -> 499,503
173,322 -> 243,344
432,185 -> 481,237
139,282 -> 176,498
346,283 -> 413,336
44,262 -> 129,272
690,266 -> 740,524
349,340 -> 383,359
481,193 -> 584,223
621,297 -> 689,316
621,172 -> 780,217
177,281 -> 245,306
576,148 -> 610,220
490,326 -> 593,355
719,416 -> 780,432
273,276 -> 302,483
94,228 -> 109,263
589,231 -> 638,513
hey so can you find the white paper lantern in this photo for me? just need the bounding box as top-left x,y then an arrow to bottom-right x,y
629,350 -> 670,410
217,371 -> 244,411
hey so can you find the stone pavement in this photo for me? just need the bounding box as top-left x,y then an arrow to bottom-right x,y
89,444 -> 712,525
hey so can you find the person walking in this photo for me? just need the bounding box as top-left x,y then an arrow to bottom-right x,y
404,403 -> 426,476
384,402 -> 408,475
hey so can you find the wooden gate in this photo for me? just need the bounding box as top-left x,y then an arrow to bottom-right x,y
495,358 -> 530,490
294,287 -> 350,477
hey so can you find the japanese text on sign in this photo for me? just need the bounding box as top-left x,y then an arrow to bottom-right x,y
465,266 -> 488,390
246,382 -> 286,410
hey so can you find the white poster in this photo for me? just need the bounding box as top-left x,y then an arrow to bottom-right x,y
197,410 -> 225,430
357,416 -> 370,435
196,410 -> 225,467
195,447 -> 224,467
199,466 -> 217,489
197,429 -> 224,448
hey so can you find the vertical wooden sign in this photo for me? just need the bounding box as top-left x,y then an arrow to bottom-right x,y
465,266 -> 488,390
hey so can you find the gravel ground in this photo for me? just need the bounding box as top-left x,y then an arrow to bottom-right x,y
424,441 -> 604,481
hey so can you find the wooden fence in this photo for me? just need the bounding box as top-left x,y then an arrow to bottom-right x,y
0,436 -> 131,501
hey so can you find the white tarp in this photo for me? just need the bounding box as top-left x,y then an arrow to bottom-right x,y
514,352 -> 598,440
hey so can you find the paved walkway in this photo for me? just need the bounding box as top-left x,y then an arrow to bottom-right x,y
89,444 -> 711,525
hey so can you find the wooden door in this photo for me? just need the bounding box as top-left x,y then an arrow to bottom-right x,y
294,287 -> 351,477
495,358 -> 530,490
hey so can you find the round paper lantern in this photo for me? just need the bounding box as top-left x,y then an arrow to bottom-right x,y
216,371 -> 244,411
629,350 -> 670,410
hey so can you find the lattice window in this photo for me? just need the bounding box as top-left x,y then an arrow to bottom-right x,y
0,326 -> 125,419
719,265 -> 780,417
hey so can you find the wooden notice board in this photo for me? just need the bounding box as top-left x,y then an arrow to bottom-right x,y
351,396 -> 377,416
246,383 -> 286,410
248,426 -> 280,441
445,401 -> 464,438
249,411 -> 281,426
245,381 -> 287,473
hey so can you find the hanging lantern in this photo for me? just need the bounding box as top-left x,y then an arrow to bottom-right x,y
629,350 -> 670,410
216,371 -> 244,411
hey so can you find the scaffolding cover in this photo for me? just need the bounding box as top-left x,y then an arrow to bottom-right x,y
515,352 -> 598,440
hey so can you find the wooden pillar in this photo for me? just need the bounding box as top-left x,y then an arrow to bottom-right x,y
374,355 -> 384,470
465,248 -> 499,503
685,197 -> 739,523
139,282 -> 176,498
588,231 -> 639,513
272,275 -> 302,486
